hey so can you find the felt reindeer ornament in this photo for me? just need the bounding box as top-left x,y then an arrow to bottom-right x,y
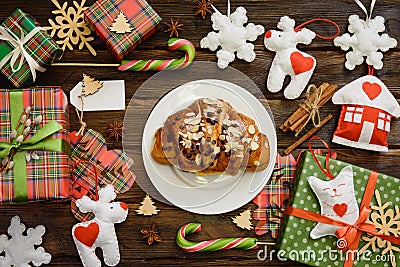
332,0 -> 400,152
264,16 -> 339,99
72,184 -> 128,267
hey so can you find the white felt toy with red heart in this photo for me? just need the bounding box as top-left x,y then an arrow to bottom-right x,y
264,16 -> 316,99
332,75 -> 400,152
72,185 -> 128,267
307,165 -> 359,239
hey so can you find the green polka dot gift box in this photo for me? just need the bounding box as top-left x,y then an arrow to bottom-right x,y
276,151 -> 400,267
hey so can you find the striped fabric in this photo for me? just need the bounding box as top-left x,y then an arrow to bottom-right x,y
0,87 -> 70,203
70,129 -> 135,221
84,0 -> 162,61
0,9 -> 62,88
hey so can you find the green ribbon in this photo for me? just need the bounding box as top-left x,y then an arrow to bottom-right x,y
0,90 -> 65,202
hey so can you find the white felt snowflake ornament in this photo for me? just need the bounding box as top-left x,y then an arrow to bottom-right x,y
334,1 -> 397,70
200,0 -> 264,69
0,216 -> 51,267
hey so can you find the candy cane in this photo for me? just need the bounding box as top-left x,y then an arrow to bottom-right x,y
176,223 -> 259,252
118,38 -> 195,71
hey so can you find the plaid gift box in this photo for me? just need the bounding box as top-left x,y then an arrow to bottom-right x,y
276,151 -> 400,266
0,9 -> 63,88
84,0 -> 162,61
0,86 -> 70,203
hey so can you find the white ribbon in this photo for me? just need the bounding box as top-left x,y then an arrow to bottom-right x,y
354,0 -> 376,22
0,21 -> 46,83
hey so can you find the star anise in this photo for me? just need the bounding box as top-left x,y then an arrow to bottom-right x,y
194,0 -> 214,19
141,222 -> 161,245
164,18 -> 184,38
106,121 -> 123,142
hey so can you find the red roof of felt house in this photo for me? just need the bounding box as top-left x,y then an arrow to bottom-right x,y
332,75 -> 400,117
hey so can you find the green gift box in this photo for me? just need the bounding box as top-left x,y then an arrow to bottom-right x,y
276,151 -> 400,267
0,9 -> 62,88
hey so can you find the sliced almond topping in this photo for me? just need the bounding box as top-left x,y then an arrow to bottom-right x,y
254,135 -> 259,142
190,125 -> 199,132
236,153 -> 244,158
195,154 -> 202,166
248,125 -> 256,135
213,147 -> 221,154
254,161 -> 260,166
186,112 -> 195,117
228,126 -> 241,137
251,141 -> 259,151
184,140 -> 192,148
187,132 -> 193,140
201,138 -> 206,145
197,132 -> 204,138
207,126 -> 213,135
237,144 -> 244,151
219,135 -> 225,141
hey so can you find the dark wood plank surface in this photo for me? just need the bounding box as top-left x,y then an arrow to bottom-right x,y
0,0 -> 399,266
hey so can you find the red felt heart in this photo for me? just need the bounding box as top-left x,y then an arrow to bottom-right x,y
74,222 -> 100,247
290,51 -> 315,75
333,203 -> 348,217
362,82 -> 382,101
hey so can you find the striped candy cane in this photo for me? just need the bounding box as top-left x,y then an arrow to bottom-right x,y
176,223 -> 258,252
118,38 -> 195,71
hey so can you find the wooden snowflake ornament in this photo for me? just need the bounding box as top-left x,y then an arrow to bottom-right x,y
0,216 -> 51,266
46,0 -> 97,56
109,11 -> 133,34
81,73 -> 103,96
232,209 -> 253,230
136,195 -> 160,216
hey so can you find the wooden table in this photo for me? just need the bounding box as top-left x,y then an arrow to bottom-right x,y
0,0 -> 399,266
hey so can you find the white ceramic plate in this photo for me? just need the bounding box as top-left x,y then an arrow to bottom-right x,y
142,79 -> 277,214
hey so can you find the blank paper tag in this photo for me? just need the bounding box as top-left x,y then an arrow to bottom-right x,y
70,80 -> 125,111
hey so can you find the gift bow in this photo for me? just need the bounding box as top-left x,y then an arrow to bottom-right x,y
0,120 -> 65,202
0,121 -> 63,158
0,21 -> 46,82
335,206 -> 376,251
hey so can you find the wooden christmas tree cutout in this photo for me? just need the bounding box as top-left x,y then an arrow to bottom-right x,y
232,209 -> 253,230
136,194 -> 160,216
81,73 -> 103,96
109,11 -> 133,34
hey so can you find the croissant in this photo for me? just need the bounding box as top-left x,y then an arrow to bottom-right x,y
151,98 -> 270,176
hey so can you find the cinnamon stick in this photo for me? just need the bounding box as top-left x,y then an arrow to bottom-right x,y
280,83 -> 337,134
283,114 -> 334,155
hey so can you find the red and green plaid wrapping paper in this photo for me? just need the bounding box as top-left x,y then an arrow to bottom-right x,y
0,86 -> 70,203
0,9 -> 63,88
84,0 -> 162,61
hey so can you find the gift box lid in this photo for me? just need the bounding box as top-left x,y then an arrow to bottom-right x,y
84,0 -> 162,61
0,9 -> 63,88
276,151 -> 400,267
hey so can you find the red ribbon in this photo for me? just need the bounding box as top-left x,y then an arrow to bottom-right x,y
285,137 -> 400,267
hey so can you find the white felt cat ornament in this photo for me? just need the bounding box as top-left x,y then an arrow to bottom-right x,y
308,166 -> 359,239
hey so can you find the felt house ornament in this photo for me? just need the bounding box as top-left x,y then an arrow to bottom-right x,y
332,75 -> 400,152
